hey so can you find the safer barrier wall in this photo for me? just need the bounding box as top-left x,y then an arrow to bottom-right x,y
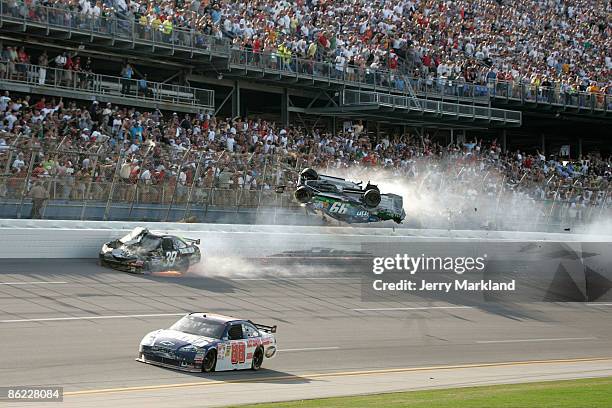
0,219 -> 609,259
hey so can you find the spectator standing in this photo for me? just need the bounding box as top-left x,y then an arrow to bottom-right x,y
29,180 -> 50,219
38,51 -> 48,85
138,74 -> 148,97
121,63 -> 134,95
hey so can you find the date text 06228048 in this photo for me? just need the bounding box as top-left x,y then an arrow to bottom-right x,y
0,387 -> 63,402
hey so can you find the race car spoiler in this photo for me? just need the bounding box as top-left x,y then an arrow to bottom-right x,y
183,238 -> 201,245
254,323 -> 277,334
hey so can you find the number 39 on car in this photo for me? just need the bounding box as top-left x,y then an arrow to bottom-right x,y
137,313 -> 277,372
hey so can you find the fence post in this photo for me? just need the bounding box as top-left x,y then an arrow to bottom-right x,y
183,152 -> 204,220
79,146 -> 103,220
103,155 -> 123,221
17,149 -> 37,219
164,148 -> 191,222
127,151 -> 152,220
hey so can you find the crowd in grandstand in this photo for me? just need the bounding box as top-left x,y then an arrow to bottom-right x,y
8,0 -> 611,100
0,90 -> 610,225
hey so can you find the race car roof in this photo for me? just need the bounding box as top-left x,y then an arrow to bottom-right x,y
188,312 -> 240,323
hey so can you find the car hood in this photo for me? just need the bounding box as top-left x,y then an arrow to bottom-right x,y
143,329 -> 217,350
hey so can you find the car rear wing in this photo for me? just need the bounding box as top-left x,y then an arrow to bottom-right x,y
254,323 -> 277,334
183,237 -> 201,245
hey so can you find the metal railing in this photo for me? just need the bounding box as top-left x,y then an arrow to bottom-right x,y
342,89 -> 522,125
0,62 -> 214,110
4,0 -> 609,113
489,80 -> 611,112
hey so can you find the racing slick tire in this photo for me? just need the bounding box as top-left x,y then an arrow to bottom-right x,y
176,258 -> 190,273
202,349 -> 217,373
300,168 -> 318,181
251,347 -> 264,371
294,186 -> 312,204
365,182 -> 379,192
363,188 -> 381,208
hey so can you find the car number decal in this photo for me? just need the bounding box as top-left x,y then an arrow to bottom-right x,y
329,202 -> 349,214
165,251 -> 178,265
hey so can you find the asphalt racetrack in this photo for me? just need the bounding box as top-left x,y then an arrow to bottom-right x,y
1,258 -> 612,407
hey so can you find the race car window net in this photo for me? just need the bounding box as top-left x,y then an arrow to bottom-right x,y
228,325 -> 244,340
169,316 -> 226,339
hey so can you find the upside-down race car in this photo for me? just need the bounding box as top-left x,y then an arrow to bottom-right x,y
294,168 -> 406,224
99,227 -> 201,273
137,313 -> 277,372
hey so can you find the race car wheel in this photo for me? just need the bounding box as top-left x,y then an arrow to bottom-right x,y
251,347 -> 264,371
365,182 -> 380,192
202,350 -> 217,373
363,189 -> 381,208
176,258 -> 190,273
300,168 -> 318,181
294,186 -> 312,204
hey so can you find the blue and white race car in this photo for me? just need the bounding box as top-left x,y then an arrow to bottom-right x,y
137,313 -> 277,372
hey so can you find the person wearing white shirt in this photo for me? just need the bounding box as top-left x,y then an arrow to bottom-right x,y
6,112 -> 17,130
226,135 -> 235,152
140,168 -> 151,184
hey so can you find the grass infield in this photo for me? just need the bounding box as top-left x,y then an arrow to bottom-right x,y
234,376 -> 612,408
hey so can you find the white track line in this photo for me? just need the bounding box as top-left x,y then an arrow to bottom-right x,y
0,313 -> 186,323
587,303 -> 612,306
279,347 -> 340,352
353,306 -> 474,311
0,281 -> 68,285
476,337 -> 598,344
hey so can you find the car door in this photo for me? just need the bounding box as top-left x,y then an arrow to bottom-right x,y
161,238 -> 177,268
226,324 -> 249,370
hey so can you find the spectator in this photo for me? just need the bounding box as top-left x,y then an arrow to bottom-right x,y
38,51 -> 48,85
121,63 -> 134,95
29,180 -> 50,219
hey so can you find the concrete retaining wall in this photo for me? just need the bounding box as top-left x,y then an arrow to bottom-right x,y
0,219 -> 607,259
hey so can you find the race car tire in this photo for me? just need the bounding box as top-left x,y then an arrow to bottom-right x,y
300,168 -> 318,181
363,189 -> 381,208
251,347 -> 264,371
294,186 -> 312,204
176,258 -> 190,273
202,349 -> 217,373
365,182 -> 380,192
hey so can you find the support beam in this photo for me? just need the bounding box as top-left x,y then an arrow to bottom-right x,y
232,80 -> 241,119
502,129 -> 507,152
578,137 -> 583,158
281,87 -> 289,129
541,134 -> 546,156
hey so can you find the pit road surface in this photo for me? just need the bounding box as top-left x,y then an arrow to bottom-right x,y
1,259 -> 611,407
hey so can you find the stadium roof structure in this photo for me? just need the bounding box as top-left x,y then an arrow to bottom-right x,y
305,90 -> 523,128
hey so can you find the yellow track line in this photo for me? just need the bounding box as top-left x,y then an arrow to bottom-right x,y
65,356 -> 612,397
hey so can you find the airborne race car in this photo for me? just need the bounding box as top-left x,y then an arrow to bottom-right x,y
138,313 -> 277,372
99,227 -> 201,273
294,168 -> 406,224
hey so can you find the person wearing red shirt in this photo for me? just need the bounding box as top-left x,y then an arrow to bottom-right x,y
16,46 -> 29,79
34,97 -> 46,111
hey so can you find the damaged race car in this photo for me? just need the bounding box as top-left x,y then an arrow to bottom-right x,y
99,227 -> 201,274
294,168 -> 406,224
137,313 -> 277,372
